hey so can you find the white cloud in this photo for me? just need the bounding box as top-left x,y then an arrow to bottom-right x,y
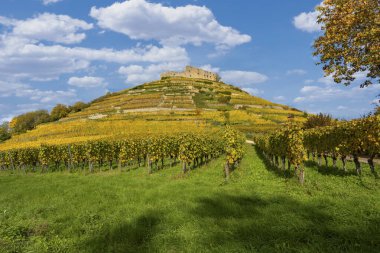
220,70 -> 268,86
286,69 -> 307,75
42,0 -> 63,5
90,0 -> 251,50
200,64 -> 220,73
0,35 -> 189,81
294,84 -> 380,103
274,96 -> 285,101
242,88 -> 263,96
118,62 -> 185,84
337,105 -> 347,110
300,86 -> 320,93
317,72 -> 368,85
304,79 -> 314,84
0,13 -> 93,44
68,76 -> 107,88
0,80 -> 77,103
293,10 -> 321,33
317,75 -> 335,85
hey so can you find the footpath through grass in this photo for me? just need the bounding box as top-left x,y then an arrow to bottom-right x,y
0,145 -> 379,253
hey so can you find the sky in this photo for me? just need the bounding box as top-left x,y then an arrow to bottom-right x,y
0,0 -> 379,123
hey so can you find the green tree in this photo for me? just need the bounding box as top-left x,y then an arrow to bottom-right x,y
10,110 -> 51,134
216,73 -> 222,82
303,113 -> 336,129
0,122 -> 11,142
51,104 -> 70,121
70,101 -> 88,113
313,0 -> 380,88
375,106 -> 380,116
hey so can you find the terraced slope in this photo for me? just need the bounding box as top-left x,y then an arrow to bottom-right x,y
67,77 -> 306,132
0,77 -> 306,150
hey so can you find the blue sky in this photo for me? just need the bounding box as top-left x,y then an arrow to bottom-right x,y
0,0 -> 379,123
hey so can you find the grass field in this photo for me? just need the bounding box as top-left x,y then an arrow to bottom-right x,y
0,144 -> 379,253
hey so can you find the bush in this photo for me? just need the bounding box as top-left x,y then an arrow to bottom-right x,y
10,110 -> 51,134
217,95 -> 231,104
0,122 -> 11,142
51,104 -> 70,121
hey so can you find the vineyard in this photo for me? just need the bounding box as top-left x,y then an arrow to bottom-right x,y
255,115 -> 380,183
0,126 -> 245,178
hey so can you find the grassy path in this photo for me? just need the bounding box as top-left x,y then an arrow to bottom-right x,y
0,145 -> 379,253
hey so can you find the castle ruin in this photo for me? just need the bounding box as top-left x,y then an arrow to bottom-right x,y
160,66 -> 218,81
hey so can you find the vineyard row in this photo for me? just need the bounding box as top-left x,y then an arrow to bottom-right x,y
255,115 -> 380,183
0,127 -> 245,177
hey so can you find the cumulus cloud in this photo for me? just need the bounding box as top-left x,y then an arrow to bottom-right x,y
42,0 -> 63,5
294,84 -> 380,103
286,69 -> 307,76
118,62 -> 185,84
293,10 -> 321,33
0,80 -> 77,103
220,70 -> 268,86
68,76 -> 107,88
0,13 -> 93,44
242,88 -> 264,96
274,96 -> 286,101
0,35 -> 189,81
90,0 -> 251,50
200,64 -> 220,73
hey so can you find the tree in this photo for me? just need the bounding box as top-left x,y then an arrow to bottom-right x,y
303,113 -> 336,129
51,104 -> 70,121
216,73 -> 222,82
10,110 -> 51,134
70,101 -> 88,113
375,106 -> 380,116
0,122 -> 11,142
313,0 -> 380,88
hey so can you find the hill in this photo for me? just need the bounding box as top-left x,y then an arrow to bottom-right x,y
0,76 -> 306,150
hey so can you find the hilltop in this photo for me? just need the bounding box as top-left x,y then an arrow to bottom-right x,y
67,76 -> 306,131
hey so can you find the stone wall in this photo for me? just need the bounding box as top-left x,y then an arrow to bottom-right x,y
160,66 -> 218,81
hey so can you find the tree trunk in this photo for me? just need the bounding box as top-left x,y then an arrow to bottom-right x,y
89,161 -> 93,173
341,156 -> 347,172
146,154 -> 152,174
312,153 -> 315,162
182,161 -> 187,173
67,144 -> 72,172
368,155 -> 375,174
353,154 -> 361,175
298,166 -> 305,185
287,160 -> 291,170
323,154 -> 328,167
275,156 -> 279,167
8,152 -> 15,172
224,161 -> 230,180
332,156 -> 337,168
317,155 -> 321,166
281,156 -> 286,171
307,151 -> 310,160
109,160 -> 113,170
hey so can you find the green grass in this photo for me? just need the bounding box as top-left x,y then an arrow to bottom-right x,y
0,145 -> 379,253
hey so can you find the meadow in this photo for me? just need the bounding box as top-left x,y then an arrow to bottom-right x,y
0,144 -> 379,253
